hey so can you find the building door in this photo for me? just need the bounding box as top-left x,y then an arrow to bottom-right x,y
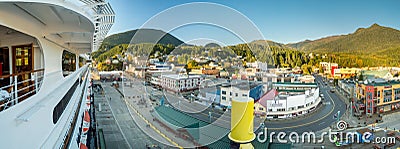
12,44 -> 34,101
0,47 -> 10,89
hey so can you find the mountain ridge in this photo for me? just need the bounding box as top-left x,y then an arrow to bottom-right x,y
285,23 -> 400,53
99,28 -> 184,50
94,23 -> 400,67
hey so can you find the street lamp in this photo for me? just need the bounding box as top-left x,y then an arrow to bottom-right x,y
209,111 -> 212,122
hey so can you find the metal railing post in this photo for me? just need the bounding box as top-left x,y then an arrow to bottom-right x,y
14,75 -> 18,104
35,72 -> 39,93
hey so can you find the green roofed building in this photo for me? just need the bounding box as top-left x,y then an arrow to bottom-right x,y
153,105 -> 291,148
362,70 -> 393,80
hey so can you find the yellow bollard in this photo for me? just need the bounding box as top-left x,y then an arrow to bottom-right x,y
229,98 -> 255,145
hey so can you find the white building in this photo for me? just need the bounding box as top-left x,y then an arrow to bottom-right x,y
319,62 -> 338,75
220,81 -> 263,108
254,89 -> 277,116
160,74 -> 203,93
297,75 -> 315,83
257,82 -> 321,119
246,61 -> 268,72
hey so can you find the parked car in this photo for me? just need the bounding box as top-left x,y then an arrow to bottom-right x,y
111,81 -> 119,88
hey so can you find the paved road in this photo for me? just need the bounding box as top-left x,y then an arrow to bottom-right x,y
121,74 -> 347,134
94,87 -> 130,149
125,74 -> 348,133
97,81 -> 167,149
121,79 -> 203,148
264,75 -> 347,133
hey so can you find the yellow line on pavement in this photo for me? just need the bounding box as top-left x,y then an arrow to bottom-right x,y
124,100 -> 183,149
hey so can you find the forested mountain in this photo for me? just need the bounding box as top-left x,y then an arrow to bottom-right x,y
92,23 -> 400,71
98,29 -> 183,51
286,23 -> 400,67
251,40 -> 287,48
204,43 -> 221,48
287,23 -> 400,53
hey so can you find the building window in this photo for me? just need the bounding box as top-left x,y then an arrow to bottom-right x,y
384,97 -> 391,103
222,91 -> 226,95
235,93 -> 238,97
222,96 -> 226,101
52,79 -> 79,124
395,88 -> 400,100
268,109 -> 272,112
383,90 -> 392,102
259,107 -> 263,111
298,105 -> 304,109
62,50 -> 76,77
242,94 -> 247,97
377,90 -> 380,98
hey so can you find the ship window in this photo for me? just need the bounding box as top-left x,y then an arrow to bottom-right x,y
79,57 -> 86,68
52,79 -> 79,124
62,50 -> 76,77
16,58 -> 22,66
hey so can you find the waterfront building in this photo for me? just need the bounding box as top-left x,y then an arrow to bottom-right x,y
320,62 -> 338,77
160,74 -> 203,93
219,81 -> 263,108
355,79 -> 400,114
362,70 -> 393,80
261,82 -> 321,119
333,68 -> 361,79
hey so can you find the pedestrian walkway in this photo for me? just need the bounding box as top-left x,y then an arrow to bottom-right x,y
93,87 -> 130,149
121,81 -> 198,148
94,81 -> 168,149
334,86 -> 382,129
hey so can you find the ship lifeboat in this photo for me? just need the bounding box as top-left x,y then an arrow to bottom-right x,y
82,111 -> 90,135
83,111 -> 90,124
86,95 -> 90,101
79,143 -> 88,149
86,102 -> 91,110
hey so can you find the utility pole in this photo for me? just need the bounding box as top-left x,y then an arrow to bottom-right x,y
350,101 -> 353,118
209,111 -> 212,122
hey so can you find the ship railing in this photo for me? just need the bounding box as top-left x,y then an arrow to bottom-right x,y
0,69 -> 45,112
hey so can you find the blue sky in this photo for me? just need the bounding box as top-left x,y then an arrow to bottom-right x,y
107,0 -> 400,45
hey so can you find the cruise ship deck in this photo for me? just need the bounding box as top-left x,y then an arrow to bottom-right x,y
0,0 -> 114,148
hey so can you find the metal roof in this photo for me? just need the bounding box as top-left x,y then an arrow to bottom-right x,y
273,82 -> 318,88
79,0 -> 115,51
154,105 -> 290,149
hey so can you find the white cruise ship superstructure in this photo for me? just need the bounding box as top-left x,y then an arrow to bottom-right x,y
0,0 -> 114,148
